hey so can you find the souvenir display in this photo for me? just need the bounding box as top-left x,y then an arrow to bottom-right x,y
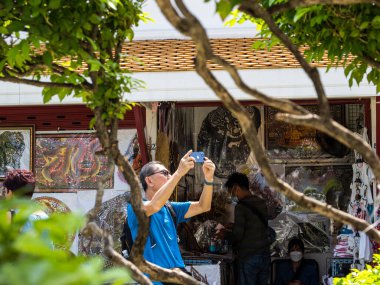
284,165 -> 352,212
265,105 -> 348,161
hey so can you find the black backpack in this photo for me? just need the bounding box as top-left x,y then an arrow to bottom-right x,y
120,202 -> 177,259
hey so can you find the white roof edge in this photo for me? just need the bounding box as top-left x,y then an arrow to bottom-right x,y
0,67 -> 377,106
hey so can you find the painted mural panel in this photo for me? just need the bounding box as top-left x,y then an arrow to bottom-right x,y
35,133 -> 113,191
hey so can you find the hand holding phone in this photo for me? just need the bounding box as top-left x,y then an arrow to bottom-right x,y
190,151 -> 205,163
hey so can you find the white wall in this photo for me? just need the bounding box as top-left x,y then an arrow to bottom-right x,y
128,67 -> 377,102
1,67 -> 376,106
134,0 -> 257,40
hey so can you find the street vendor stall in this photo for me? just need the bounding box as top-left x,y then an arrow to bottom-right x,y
152,99 -> 376,284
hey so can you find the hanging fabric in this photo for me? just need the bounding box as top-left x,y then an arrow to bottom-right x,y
346,127 -> 374,268
155,103 -> 172,169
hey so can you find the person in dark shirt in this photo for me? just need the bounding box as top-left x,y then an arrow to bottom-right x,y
274,237 -> 319,285
216,172 -> 271,285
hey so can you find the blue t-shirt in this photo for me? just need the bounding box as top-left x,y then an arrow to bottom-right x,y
127,201 -> 191,270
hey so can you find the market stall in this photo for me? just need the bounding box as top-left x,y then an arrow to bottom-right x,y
150,99 -> 377,284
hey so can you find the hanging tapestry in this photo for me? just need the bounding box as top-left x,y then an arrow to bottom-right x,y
78,191 -> 130,268
197,106 -> 261,178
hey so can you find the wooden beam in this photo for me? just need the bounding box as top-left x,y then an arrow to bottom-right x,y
134,105 -> 149,165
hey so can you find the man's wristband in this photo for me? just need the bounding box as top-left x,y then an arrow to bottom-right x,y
203,179 -> 215,186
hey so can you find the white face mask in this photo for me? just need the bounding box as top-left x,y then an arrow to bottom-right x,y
289,251 -> 303,262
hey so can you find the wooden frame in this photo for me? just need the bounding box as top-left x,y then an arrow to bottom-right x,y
0,125 -> 35,179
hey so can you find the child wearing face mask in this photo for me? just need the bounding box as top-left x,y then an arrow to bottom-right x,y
273,237 -> 319,285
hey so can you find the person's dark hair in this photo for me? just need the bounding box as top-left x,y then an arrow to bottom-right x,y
224,172 -> 249,192
288,237 -> 305,253
139,161 -> 165,191
3,169 -> 36,198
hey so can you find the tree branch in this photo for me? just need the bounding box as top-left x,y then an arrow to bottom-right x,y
275,112 -> 380,178
155,0 -> 380,242
138,260 -> 201,285
84,222 -> 153,285
267,0 -> 380,14
86,161 -> 115,222
4,54 -> 93,88
363,54 -> 380,70
0,72 -> 92,90
239,0 -> 331,120
174,0 -> 308,115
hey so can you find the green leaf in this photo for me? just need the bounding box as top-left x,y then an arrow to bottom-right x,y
30,0 -> 41,6
350,29 -> 360,37
85,36 -> 98,51
372,15 -> 380,29
7,21 -> 24,32
48,0 -> 61,9
89,60 -> 101,72
88,14 -> 101,24
58,88 -> 69,101
42,88 -> 55,103
359,21 -> 369,30
0,26 -> 8,34
216,0 -> 234,21
6,46 -> 19,67
106,0 -> 118,10
42,51 -> 53,66
294,8 -> 309,23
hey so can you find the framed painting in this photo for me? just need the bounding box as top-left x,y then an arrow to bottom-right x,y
34,133 -> 114,191
265,104 -> 349,161
0,125 -> 35,179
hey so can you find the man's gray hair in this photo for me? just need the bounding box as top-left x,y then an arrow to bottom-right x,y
139,161 -> 165,191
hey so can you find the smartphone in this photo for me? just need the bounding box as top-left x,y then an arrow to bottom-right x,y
190,152 -> 205,163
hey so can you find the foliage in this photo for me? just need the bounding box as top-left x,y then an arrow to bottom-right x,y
0,197 -> 132,285
334,254 -> 380,284
216,0 -> 380,93
0,0 -> 147,125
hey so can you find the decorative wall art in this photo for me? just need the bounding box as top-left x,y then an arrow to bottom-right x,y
0,125 -> 34,179
117,131 -> 142,184
33,196 -> 71,215
265,105 -> 350,161
197,106 -> 261,178
35,133 -> 114,191
33,196 -> 74,249
78,191 -> 130,268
